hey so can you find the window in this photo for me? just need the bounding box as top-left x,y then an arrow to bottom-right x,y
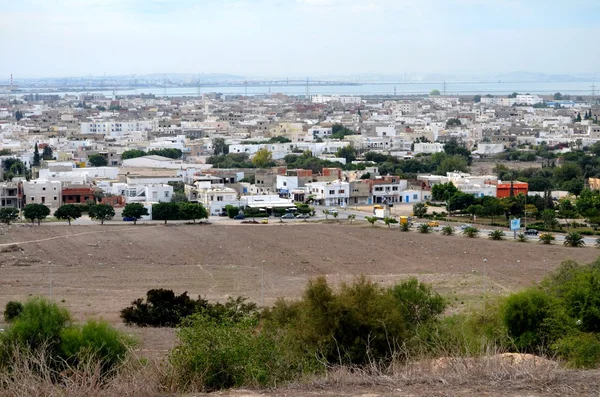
53,197 -> 57,201
31,196 -> 34,202
217,196 -> 223,201
413,194 -> 418,200
339,190 -> 345,194
392,186 -> 398,191
283,182 -> 287,187
329,190 -> 335,194
42,187 -> 46,191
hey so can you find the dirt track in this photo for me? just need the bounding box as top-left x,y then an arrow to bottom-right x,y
0,222 -> 598,355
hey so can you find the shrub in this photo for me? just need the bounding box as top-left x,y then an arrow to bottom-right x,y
539,233 -> 556,244
1,298 -> 71,357
554,333 -> 600,368
418,224 -> 431,234
0,298 -> 132,378
440,225 -> 454,236
488,230 -> 505,240
168,314 -> 308,391
120,289 -> 205,327
462,226 -> 479,238
399,222 -> 410,232
383,217 -> 398,228
517,233 -> 528,242
502,289 -> 565,352
120,289 -> 258,327
263,276 -> 446,366
3,301 -> 24,322
564,232 -> 585,247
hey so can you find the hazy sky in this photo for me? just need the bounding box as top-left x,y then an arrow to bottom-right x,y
1,0 -> 598,78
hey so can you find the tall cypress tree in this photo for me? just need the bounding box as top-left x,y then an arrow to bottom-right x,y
32,143 -> 40,167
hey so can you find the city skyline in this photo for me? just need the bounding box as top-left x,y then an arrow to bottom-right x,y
1,0 -> 599,78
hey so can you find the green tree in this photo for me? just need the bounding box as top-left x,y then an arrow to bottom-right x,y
152,202 -> 180,224
440,225 -> 454,236
430,89 -> 441,96
553,92 -> 563,100
575,112 -> 582,123
336,145 -> 357,163
0,208 -> 19,225
541,209 -> 559,229
88,154 -> 108,167
347,214 -> 356,224
41,145 -> 54,160
122,203 -> 149,225
22,203 -> 50,225
212,137 -> 229,155
53,204 -> 82,225
431,182 -> 458,202
178,202 -> 208,224
418,223 -> 431,234
435,155 -> 468,175
447,192 -> 476,212
88,204 -> 115,225
251,148 -> 274,168
445,118 -> 462,128
412,203 -> 427,218
121,149 -> 147,160
14,110 -> 23,121
557,199 -> 577,228
473,95 -> 481,103
32,143 -> 40,167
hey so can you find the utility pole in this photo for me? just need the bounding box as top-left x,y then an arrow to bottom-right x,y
443,81 -> 447,96
261,260 -> 265,306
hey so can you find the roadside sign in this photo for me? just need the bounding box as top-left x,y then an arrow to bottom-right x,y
510,218 -> 521,231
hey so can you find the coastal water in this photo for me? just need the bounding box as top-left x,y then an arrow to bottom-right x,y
18,81 -> 597,97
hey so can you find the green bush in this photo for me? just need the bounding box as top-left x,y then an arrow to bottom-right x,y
225,205 -> 239,218
3,301 -> 23,322
263,276 -> 446,366
120,289 -> 258,327
502,289 -> 566,352
488,230 -> 505,240
60,320 -> 134,374
554,333 -> 600,368
169,314 -> 309,391
0,298 -> 132,378
440,225 -> 454,236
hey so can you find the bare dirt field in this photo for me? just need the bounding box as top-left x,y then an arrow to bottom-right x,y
0,222 -> 598,395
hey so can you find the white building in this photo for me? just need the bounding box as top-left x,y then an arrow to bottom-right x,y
124,184 -> 173,204
308,127 -> 333,138
80,120 -> 155,135
305,181 -> 350,206
122,155 -> 185,169
516,94 -> 543,105
413,142 -> 444,154
22,180 -> 62,208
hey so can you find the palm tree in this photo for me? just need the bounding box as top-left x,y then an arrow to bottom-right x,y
440,225 -> 454,236
400,222 -> 410,232
462,226 -> 479,238
418,224 -> 431,234
564,232 -> 585,247
516,233 -> 528,243
488,230 -> 505,240
366,216 -> 378,227
347,214 -> 356,224
539,233 -> 556,245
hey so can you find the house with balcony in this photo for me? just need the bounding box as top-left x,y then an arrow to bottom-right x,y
368,176 -> 408,204
0,181 -> 22,209
23,180 -> 62,207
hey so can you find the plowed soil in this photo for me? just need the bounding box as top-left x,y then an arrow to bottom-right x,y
0,222 -> 597,359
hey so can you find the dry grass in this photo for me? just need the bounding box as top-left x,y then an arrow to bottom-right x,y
0,348 -> 169,397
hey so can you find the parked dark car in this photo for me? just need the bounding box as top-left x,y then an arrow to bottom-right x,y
123,216 -> 135,222
524,229 -> 539,236
233,213 -> 245,220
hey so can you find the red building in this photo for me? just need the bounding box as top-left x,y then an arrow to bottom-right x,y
496,182 -> 528,198
62,186 -> 96,204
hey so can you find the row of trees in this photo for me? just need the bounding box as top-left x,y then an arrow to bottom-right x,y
121,148 -> 183,160
4,201 -> 208,226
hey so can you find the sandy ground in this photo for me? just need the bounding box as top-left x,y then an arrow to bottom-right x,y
0,221 -> 598,362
